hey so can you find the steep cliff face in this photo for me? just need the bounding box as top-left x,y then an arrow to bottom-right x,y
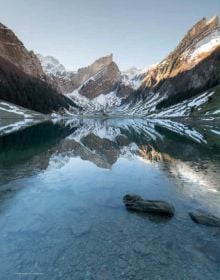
62,16 -> 220,112
1,16 -> 218,116
78,61 -> 120,99
38,53 -> 117,96
141,16 -> 220,88
0,23 -> 45,79
76,54 -> 114,86
118,16 -> 220,116
0,56 -> 77,114
0,23 -> 77,114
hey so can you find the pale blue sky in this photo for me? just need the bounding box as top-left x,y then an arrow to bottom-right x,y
0,0 -> 219,70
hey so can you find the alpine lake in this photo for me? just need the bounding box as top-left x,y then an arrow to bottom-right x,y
0,117 -> 220,280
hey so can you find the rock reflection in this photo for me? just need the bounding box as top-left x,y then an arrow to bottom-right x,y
134,211 -> 173,224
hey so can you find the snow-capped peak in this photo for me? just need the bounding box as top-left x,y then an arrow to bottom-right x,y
121,66 -> 148,90
122,66 -> 141,78
37,54 -> 66,75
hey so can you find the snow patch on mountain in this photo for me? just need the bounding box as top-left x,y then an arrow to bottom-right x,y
190,30 -> 220,60
67,90 -> 121,113
121,74 -> 142,90
113,91 -> 167,116
179,28 -> 220,64
0,100 -> 46,136
148,91 -> 214,118
37,54 -> 66,75
122,66 -> 141,79
121,65 -> 158,90
0,101 -> 31,118
0,100 -> 43,119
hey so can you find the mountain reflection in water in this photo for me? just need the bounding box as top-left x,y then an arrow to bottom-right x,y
0,118 -> 220,280
1,118 -> 219,191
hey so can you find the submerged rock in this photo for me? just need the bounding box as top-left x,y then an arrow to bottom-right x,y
189,210 -> 220,227
123,194 -> 175,216
71,221 -> 92,237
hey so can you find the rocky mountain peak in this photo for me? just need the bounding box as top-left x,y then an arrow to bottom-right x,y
39,53 -> 119,96
1,15 -> 220,117
0,22 -> 23,47
0,22 -> 45,79
77,53 -> 113,79
141,16 -> 220,88
91,53 -> 113,67
166,15 -> 219,64
78,61 -> 121,99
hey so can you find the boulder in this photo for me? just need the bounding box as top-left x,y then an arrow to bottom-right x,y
189,210 -> 220,227
123,194 -> 175,216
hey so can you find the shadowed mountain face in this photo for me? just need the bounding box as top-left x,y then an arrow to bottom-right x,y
37,53 -> 120,97
116,16 -> 220,116
142,16 -> 220,87
0,23 -> 79,113
121,47 -> 220,114
0,118 -> 219,190
0,17 -> 219,116
36,16 -> 220,117
0,56 -> 77,113
0,15 -> 219,280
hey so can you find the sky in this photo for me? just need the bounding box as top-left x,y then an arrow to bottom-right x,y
0,0 -> 219,71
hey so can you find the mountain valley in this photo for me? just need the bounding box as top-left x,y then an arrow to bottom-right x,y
0,16 -> 219,119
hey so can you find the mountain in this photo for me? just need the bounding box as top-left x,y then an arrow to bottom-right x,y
0,23 -> 77,114
37,53 -> 121,98
78,60 -> 120,99
0,23 -> 45,79
118,16 -> 220,116
142,16 -> 220,87
37,16 -> 219,117
150,86 -> 220,119
37,53 -> 141,110
37,54 -> 66,75
1,16 -> 219,117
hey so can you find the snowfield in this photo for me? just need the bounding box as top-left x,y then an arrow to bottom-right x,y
148,91 -> 215,118
0,100 -> 46,136
189,29 -> 220,62
67,90 -> 121,113
37,54 -> 66,75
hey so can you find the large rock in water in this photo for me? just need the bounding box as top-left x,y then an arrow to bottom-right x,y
123,194 -> 175,216
189,210 -> 220,227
